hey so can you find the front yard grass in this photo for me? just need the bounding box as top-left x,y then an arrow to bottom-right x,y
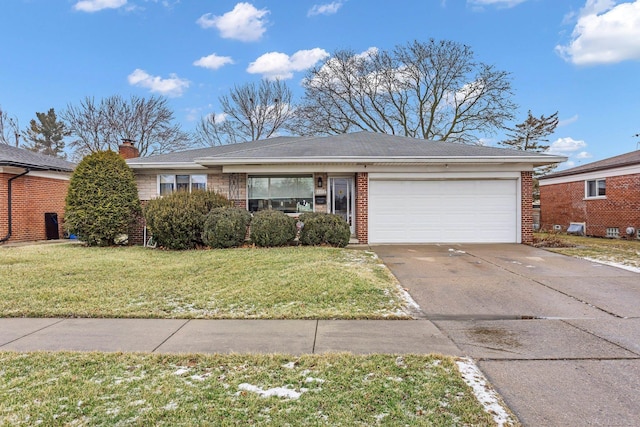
0,244 -> 409,319
533,232 -> 640,270
0,352 -> 514,426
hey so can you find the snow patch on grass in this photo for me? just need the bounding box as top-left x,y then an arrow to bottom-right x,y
237,383 -> 304,400
281,361 -> 297,369
163,401 -> 178,410
456,358 -> 516,427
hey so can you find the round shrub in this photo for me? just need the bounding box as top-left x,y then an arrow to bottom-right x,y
299,212 -> 351,247
250,210 -> 297,247
202,207 -> 252,249
143,190 -> 229,250
64,150 -> 141,247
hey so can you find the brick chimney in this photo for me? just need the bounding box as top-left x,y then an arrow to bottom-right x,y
119,138 -> 139,159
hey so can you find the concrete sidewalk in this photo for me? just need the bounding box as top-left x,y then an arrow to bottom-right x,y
0,318 -> 461,355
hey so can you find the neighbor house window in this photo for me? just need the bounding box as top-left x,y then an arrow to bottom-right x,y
159,174 -> 207,195
585,179 -> 606,198
248,176 -> 314,213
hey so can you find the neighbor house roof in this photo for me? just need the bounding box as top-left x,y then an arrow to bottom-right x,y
540,150 -> 640,180
0,144 -> 75,172
127,131 -> 565,168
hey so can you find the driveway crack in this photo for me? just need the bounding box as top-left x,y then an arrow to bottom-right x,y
561,319 -> 640,357
466,251 -> 626,319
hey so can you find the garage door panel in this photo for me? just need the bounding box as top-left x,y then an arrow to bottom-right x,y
369,179 -> 517,243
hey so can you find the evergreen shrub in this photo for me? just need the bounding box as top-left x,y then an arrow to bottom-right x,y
143,190 -> 229,250
299,212 -> 351,247
250,210 -> 297,247
64,150 -> 141,246
202,207 -> 252,249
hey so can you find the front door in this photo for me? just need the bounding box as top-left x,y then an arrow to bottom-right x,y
329,177 -> 355,235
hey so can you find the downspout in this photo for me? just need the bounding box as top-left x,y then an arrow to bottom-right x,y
0,168 -> 30,243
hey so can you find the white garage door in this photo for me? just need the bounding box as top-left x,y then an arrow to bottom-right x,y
369,179 -> 518,243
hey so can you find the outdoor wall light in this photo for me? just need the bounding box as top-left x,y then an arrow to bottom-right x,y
317,177 -> 323,188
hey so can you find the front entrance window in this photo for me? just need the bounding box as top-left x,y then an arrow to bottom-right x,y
248,176 -> 314,213
330,177 -> 354,234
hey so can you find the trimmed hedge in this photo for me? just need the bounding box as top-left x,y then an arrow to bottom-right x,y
64,150 -> 141,247
250,210 -> 297,247
202,207 -> 252,249
299,212 -> 351,247
143,190 -> 229,250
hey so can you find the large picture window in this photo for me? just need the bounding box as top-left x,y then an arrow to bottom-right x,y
248,176 -> 314,213
159,174 -> 207,195
585,179 -> 605,198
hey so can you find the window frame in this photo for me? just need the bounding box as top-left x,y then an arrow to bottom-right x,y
585,178 -> 606,199
157,174 -> 207,195
247,175 -> 315,214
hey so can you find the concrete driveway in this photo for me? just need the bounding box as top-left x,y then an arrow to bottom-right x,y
372,244 -> 640,427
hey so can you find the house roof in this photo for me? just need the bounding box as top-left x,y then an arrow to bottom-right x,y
0,144 -> 75,172
127,131 -> 565,168
540,150 -> 640,180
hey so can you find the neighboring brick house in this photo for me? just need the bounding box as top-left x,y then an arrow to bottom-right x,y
0,144 -> 75,244
125,132 -> 564,245
539,150 -> 640,239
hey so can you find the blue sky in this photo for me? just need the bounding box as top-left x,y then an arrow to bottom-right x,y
1,0 -> 639,167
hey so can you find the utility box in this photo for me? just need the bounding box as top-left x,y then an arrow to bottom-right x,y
45,212 -> 59,240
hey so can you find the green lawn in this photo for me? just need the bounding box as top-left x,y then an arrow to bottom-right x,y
0,244 -> 410,319
0,352 -> 516,426
533,232 -> 640,270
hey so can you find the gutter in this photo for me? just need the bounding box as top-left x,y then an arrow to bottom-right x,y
0,168 -> 30,244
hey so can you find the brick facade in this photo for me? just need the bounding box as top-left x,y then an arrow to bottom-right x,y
355,172 -> 368,244
540,173 -> 640,237
130,170 -> 534,245
521,171 -> 533,244
0,172 -> 69,243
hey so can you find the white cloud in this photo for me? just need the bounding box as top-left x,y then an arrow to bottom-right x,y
308,1 -> 344,16
548,136 -> 587,154
558,114 -> 579,127
193,54 -> 234,70
556,0 -> 640,65
74,0 -> 127,12
197,3 -> 269,42
247,48 -> 330,80
127,69 -> 190,97
467,0 -> 528,8
576,151 -> 593,159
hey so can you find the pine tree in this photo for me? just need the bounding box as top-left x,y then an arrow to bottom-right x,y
499,111 -> 559,199
23,108 -> 69,158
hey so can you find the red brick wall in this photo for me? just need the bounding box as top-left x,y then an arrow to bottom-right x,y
521,171 -> 533,244
0,173 -> 69,243
355,172 -> 368,244
540,173 -> 640,237
128,200 -> 147,246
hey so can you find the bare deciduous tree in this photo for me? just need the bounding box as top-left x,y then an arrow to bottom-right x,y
293,39 -> 517,144
195,79 -> 294,146
0,106 -> 21,146
62,95 -> 192,159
